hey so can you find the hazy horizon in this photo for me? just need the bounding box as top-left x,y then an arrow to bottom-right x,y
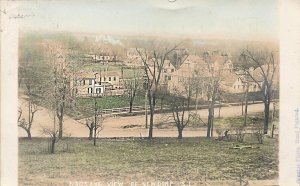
18,0 -> 278,42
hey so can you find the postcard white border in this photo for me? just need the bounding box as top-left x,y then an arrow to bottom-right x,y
1,0 -> 300,185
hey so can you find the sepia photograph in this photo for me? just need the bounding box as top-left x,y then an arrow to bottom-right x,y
3,0 -> 296,185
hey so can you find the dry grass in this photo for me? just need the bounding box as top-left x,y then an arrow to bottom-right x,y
19,137 -> 278,186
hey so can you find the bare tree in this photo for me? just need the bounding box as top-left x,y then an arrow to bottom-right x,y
50,62 -> 73,139
92,98 -> 104,146
74,100 -> 104,142
44,44 -> 75,139
234,55 -> 260,126
136,42 -> 182,139
169,48 -> 189,69
238,49 -> 277,134
123,68 -> 142,113
191,69 -> 205,115
168,80 -> 193,139
233,74 -> 251,126
18,79 -> 40,139
77,117 -> 95,140
18,103 -> 39,139
42,112 -> 60,154
243,82 -> 250,126
202,52 -> 223,138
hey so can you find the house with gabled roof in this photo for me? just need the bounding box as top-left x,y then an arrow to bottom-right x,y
71,70 -> 124,97
231,64 -> 279,94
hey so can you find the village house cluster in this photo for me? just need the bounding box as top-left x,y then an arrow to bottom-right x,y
72,48 -> 279,99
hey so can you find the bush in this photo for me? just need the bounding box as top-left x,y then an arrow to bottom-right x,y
252,123 -> 264,144
235,127 -> 246,143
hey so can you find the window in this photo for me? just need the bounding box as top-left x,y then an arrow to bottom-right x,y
168,76 -> 172,80
82,80 -> 85,85
96,88 -> 101,94
164,69 -> 167,73
88,87 -> 93,94
113,77 -> 116,81
104,77 -> 106,81
234,85 -> 236,89
89,79 -> 92,85
109,77 -> 111,81
171,69 -> 174,73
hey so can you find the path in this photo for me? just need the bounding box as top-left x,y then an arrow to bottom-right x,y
18,97 -> 270,138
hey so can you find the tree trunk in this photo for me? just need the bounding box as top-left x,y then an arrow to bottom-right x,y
58,103 -> 64,139
207,105 -> 212,138
148,95 -> 155,139
271,124 -> 275,138
178,127 -> 183,139
145,91 -> 148,129
207,100 -> 215,138
58,117 -> 63,139
94,129 -> 97,146
51,139 -> 56,154
243,86 -> 249,126
211,106 -> 214,138
148,107 -> 154,139
206,116 -> 211,138
89,127 -> 93,140
26,129 -> 32,139
129,100 -> 133,113
264,101 -> 270,134
271,102 -> 276,138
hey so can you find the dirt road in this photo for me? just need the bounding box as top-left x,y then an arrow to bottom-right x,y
19,98 -> 270,138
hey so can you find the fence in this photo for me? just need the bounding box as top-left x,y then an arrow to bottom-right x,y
99,105 -> 170,116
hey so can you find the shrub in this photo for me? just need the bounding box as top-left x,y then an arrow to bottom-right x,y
252,123 -> 264,144
235,127 -> 246,143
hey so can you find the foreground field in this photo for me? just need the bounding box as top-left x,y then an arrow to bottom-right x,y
19,137 -> 278,185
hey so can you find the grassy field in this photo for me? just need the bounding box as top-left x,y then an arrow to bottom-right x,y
80,63 -> 144,79
81,63 -> 123,72
19,137 -> 278,185
76,95 -> 146,110
213,113 -> 266,128
73,94 -> 168,118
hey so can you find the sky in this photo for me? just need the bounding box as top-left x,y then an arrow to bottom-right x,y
18,0 -> 278,41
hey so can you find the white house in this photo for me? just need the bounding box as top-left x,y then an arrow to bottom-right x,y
72,71 -> 123,97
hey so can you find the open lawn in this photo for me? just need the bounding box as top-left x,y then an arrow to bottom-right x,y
19,137 -> 278,185
80,63 -> 144,79
76,95 -> 146,110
